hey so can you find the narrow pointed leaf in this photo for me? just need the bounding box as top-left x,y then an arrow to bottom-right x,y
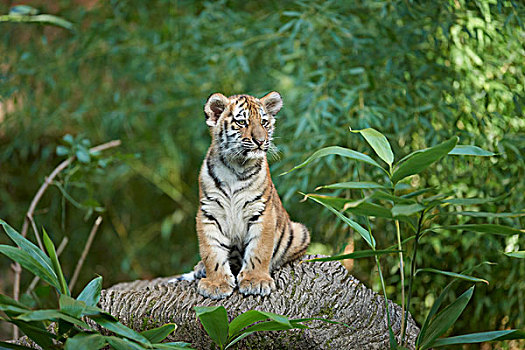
306,194 -> 375,248
105,336 -> 144,350
280,146 -> 386,175
392,137 -> 458,184
417,282 -> 455,346
442,196 -> 504,205
504,251 -> 525,258
431,224 -> 523,236
59,294 -> 86,318
419,286 -> 475,349
392,203 -> 425,217
0,294 -> 30,310
315,181 -> 385,191
431,329 -> 525,347
0,220 -> 54,275
350,128 -> 394,165
441,211 -> 525,218
42,228 -> 69,295
0,245 -> 60,290
194,306 -> 229,348
141,323 -> 177,343
304,249 -> 402,262
153,342 -> 194,349
77,276 -> 103,307
8,320 -> 56,349
416,268 -> 488,284
91,314 -> 151,345
16,309 -> 91,329
448,145 -> 496,156
0,341 -> 35,349
229,310 -> 290,337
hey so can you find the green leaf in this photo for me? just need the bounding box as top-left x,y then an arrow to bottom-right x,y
431,224 -> 523,236
105,336 -> 144,350
7,319 -> 56,349
56,145 -> 70,156
391,136 -> 458,184
76,148 -> 91,163
0,294 -> 31,310
90,313 -> 151,346
431,329 -> 525,347
504,251 -> 525,258
16,309 -> 91,329
0,341 -> 35,349
65,333 -> 107,350
63,134 -> 74,144
350,127 -> 394,165
303,194 -> 392,219
391,203 -> 425,217
229,310 -> 292,338
9,5 -> 39,15
306,194 -> 375,248
416,268 -> 488,284
304,249 -> 402,262
59,294 -> 86,318
141,323 -> 177,343
0,245 -> 60,290
280,146 -> 386,176
419,286 -> 475,349
77,276 -> 103,307
417,282 -> 455,346
153,342 -> 194,349
0,220 -> 55,278
448,145 -> 496,156
194,306 -> 229,348
42,228 -> 69,295
442,196 -> 504,205
441,211 -> 525,218
315,181 -> 385,191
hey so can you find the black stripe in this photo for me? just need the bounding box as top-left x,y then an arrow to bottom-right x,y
214,263 -> 219,271
300,226 -> 309,246
243,193 -> 263,209
255,256 -> 261,265
201,208 -> 225,236
250,258 -> 255,270
281,222 -> 295,261
209,237 -> 230,251
272,223 -> 286,259
206,158 -> 228,197
201,187 -> 224,209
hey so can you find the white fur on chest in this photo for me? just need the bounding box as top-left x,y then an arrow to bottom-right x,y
201,160 -> 266,242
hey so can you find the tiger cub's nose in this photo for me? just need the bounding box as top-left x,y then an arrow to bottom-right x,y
253,138 -> 265,147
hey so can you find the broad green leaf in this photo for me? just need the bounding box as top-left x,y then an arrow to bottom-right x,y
0,220 -> 54,276
304,249 -> 402,262
392,203 -> 425,217
0,245 -> 60,290
56,145 -> 70,156
431,224 -> 523,236
77,276 -> 103,307
105,336 -> 144,350
431,329 -> 525,347
391,136 -> 458,184
141,323 -> 177,343
229,310 -> 292,338
65,333 -> 107,350
306,194 -> 375,248
442,196 -> 504,205
59,294 -> 86,318
303,194 -> 392,219
448,145 -> 496,156
504,251 -> 525,258
153,342 -> 194,349
76,148 -> 91,163
194,306 -> 229,348
350,127 -> 394,165
371,191 -> 417,204
0,305 -> 35,317
0,341 -> 35,349
0,294 -> 30,310
416,268 -> 488,285
241,319 -> 306,333
16,309 -> 91,329
42,228 -> 69,295
0,14 -> 75,31
7,319 -> 56,349
315,181 -> 385,191
91,313 -> 151,346
280,146 -> 386,175
419,286 -> 475,349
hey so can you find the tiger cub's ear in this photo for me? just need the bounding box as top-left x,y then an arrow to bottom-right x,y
204,93 -> 229,127
260,91 -> 283,116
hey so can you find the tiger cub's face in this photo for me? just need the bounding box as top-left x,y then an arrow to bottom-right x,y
204,92 -> 283,162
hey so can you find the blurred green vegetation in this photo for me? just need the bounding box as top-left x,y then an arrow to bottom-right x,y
0,0 -> 523,341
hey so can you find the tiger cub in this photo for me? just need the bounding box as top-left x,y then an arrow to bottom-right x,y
177,92 -> 310,300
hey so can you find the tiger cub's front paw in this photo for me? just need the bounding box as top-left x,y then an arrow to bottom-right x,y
238,271 -> 276,297
197,277 -> 234,299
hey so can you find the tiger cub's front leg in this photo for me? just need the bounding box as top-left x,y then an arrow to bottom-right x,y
196,219 -> 236,300
237,221 -> 276,296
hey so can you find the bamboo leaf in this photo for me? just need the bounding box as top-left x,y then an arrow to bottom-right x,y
141,323 -> 177,343
448,145 -> 496,157
304,249 -> 402,262
392,137 -> 458,184
431,224 -> 523,236
229,310 -> 292,338
65,333 -> 107,350
392,203 -> 426,217
90,313 -> 151,346
77,276 -> 103,307
431,330 -> 525,347
504,251 -> 525,258
315,181 -> 385,191
416,268 -> 488,284
280,146 -> 386,175
42,228 -> 70,295
194,306 -> 229,348
350,127 -> 394,165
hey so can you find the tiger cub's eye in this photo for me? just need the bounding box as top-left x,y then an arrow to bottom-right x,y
236,120 -> 247,127
261,119 -> 269,127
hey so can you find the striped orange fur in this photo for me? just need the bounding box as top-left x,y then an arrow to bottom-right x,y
176,92 -> 310,299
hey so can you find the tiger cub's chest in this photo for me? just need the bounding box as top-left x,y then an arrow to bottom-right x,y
201,159 -> 267,240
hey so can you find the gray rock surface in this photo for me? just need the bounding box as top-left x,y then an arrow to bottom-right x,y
100,255 -> 419,349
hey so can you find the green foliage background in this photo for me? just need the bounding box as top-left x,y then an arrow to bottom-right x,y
1,0 -> 523,340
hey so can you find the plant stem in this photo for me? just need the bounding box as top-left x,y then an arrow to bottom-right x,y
402,210 -> 425,346
395,219 -> 406,339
